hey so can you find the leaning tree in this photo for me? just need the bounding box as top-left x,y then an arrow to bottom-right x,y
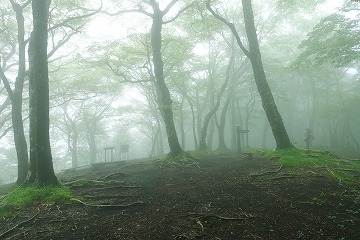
206,0 -> 294,149
107,0 -> 194,157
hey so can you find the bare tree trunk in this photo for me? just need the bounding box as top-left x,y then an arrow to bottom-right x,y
199,55 -> 232,150
241,0 -> 293,149
150,2 -> 183,157
28,0 -> 58,186
207,0 -> 293,149
0,1 -> 30,185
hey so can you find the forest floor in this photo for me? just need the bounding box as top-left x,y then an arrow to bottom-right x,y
1,153 -> 360,240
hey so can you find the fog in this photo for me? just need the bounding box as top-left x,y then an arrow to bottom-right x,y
0,0 -> 359,183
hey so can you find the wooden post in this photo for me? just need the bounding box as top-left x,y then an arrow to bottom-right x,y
104,147 -> 115,162
236,126 -> 242,155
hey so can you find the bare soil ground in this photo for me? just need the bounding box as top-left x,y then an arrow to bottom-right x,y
1,154 -> 360,240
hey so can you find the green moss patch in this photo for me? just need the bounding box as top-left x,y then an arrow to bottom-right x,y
263,148 -> 360,183
0,185 -> 72,210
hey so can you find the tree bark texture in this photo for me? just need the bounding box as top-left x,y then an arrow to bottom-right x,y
10,1 -> 29,184
28,0 -> 58,186
150,3 -> 183,157
241,0 -> 293,149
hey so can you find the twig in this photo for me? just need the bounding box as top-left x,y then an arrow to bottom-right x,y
195,219 -> 204,232
83,194 -> 137,199
184,212 -> 248,221
6,229 -> 29,240
71,198 -> 143,209
269,175 -> 296,181
0,213 -> 38,239
100,185 -> 142,191
334,168 -> 359,174
250,166 -> 282,177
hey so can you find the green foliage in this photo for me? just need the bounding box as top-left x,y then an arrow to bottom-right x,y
276,0 -> 326,11
263,148 -> 360,183
0,185 -> 72,209
295,4 -> 360,68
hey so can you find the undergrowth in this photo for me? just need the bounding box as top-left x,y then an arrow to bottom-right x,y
0,185 -> 72,217
263,148 -> 360,183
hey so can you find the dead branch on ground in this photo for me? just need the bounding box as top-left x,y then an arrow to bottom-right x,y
250,166 -> 282,177
71,198 -> 143,209
0,213 -> 38,239
83,194 -> 138,199
100,185 -> 142,191
269,175 -> 297,181
184,212 -> 248,221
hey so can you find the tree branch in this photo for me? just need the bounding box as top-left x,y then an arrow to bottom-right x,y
71,198 -> 143,209
0,97 -> 10,114
48,1 -> 103,32
104,60 -> 151,84
162,0 -> 178,15
0,58 -> 14,100
205,0 -> 251,59
103,9 -> 153,18
163,1 -> 195,24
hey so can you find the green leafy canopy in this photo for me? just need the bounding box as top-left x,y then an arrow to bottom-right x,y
294,5 -> 360,68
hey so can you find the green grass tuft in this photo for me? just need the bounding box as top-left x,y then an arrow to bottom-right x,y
263,148 -> 360,183
0,185 -> 72,209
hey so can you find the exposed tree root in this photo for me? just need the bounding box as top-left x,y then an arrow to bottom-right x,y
97,172 -> 127,181
250,166 -> 282,177
269,175 -> 297,181
71,198 -> 143,209
83,194 -> 138,199
100,185 -> 142,191
334,168 -> 360,174
0,213 -> 38,239
184,212 -> 248,221
64,179 -> 125,189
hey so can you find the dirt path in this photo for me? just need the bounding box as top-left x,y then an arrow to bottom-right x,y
1,155 -> 359,239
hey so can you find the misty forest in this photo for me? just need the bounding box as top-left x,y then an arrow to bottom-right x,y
0,0 -> 359,239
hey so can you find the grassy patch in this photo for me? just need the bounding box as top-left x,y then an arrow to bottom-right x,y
0,185 -> 72,217
263,148 -> 360,183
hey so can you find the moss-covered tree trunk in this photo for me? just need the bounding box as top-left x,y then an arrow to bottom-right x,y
28,0 -> 58,186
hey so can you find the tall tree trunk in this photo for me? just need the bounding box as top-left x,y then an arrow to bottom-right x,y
198,56 -> 232,150
217,52 -> 236,150
70,129 -> 78,168
262,118 -> 270,149
207,0 -> 293,149
179,97 -> 186,149
11,1 -> 29,184
12,97 -> 28,184
86,130 -> 97,164
0,1 -> 30,184
187,96 -> 198,149
241,0 -> 293,149
28,0 -> 58,186
150,3 -> 183,157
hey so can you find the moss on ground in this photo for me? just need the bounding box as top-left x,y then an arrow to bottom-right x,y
0,185 -> 72,217
263,148 -> 360,183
